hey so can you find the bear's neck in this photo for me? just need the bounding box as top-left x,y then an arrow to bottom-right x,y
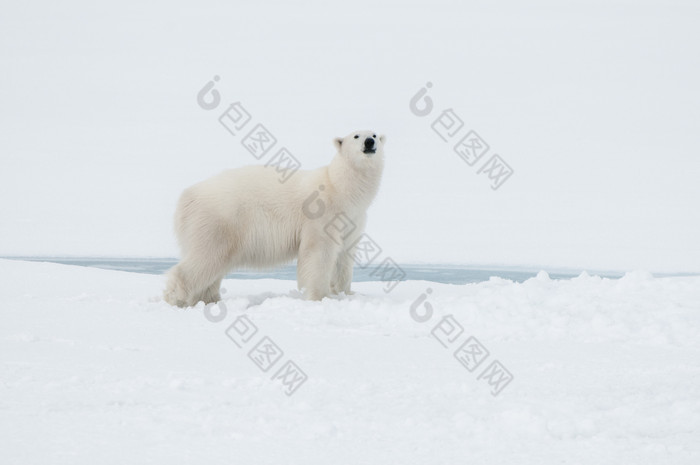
327,154 -> 384,212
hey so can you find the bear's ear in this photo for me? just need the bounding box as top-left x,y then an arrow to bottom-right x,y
379,134 -> 387,144
333,137 -> 343,152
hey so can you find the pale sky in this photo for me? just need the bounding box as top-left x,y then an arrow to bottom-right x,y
1,0 -> 699,273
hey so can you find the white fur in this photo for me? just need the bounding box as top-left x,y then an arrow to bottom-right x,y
164,130 -> 385,307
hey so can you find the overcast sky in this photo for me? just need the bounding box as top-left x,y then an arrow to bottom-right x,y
1,0 -> 699,273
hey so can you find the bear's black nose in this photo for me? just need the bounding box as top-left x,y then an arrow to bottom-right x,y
364,137 -> 375,148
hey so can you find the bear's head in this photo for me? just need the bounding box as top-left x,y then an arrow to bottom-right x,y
333,130 -> 386,166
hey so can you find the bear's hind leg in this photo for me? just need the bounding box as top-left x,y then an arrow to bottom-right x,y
174,255 -> 231,307
193,277 -> 223,305
165,218 -> 238,307
164,264 -> 188,307
164,234 -> 234,307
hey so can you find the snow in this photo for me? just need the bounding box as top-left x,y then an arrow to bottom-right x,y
2,258 -> 699,463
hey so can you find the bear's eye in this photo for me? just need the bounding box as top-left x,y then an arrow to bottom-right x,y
354,135 -> 359,139
373,134 -> 376,138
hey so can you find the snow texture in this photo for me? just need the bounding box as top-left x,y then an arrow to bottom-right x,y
2,259 -> 699,464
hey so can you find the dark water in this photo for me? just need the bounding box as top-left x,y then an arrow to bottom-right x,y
3,256 -> 633,284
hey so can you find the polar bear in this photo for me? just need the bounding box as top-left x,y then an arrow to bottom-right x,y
163,130 -> 385,307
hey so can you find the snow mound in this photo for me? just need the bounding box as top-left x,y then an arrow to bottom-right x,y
1,259 -> 699,464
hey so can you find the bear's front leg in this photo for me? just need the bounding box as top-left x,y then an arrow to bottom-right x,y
330,213 -> 366,295
331,250 -> 354,295
297,232 -> 337,301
